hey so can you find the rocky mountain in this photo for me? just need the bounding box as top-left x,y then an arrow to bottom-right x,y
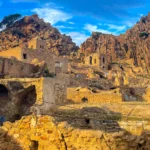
80,12 -> 150,72
0,14 -> 79,55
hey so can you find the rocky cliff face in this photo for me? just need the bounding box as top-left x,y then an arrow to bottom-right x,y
0,14 -> 79,55
80,13 -> 150,72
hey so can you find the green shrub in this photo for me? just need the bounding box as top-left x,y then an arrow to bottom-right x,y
139,32 -> 149,38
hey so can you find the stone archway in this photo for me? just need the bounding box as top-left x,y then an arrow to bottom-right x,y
19,85 -> 37,117
0,84 -> 10,122
0,84 -> 9,105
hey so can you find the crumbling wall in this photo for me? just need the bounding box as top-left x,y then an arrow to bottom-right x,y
21,48 -> 55,73
67,88 -> 122,103
0,77 -> 67,122
0,116 -> 66,150
0,57 -> 38,78
84,53 -> 100,68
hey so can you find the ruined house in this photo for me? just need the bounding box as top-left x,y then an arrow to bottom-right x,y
0,37 -> 68,74
0,38 -> 69,123
83,52 -> 108,70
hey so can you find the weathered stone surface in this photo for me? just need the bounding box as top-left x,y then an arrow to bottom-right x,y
0,14 -> 79,56
80,13 -> 150,73
1,115 -> 150,150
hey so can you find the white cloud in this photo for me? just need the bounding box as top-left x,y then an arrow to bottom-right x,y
68,22 -> 75,24
84,24 -> 112,34
55,25 -> 74,29
32,3 -> 72,25
66,32 -> 88,46
105,24 -> 126,31
124,21 -> 136,27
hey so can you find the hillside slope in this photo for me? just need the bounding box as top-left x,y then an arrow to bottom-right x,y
0,14 -> 79,55
80,13 -> 150,72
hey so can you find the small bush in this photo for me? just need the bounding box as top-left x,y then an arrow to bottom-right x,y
139,32 -> 149,38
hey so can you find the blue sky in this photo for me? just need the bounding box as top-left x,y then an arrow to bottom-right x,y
0,0 -> 150,46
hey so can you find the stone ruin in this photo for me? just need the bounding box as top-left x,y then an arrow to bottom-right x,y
0,38 -> 69,125
1,38 -> 150,150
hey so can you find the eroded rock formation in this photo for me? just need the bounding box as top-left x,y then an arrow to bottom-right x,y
80,12 -> 150,73
0,14 -> 79,56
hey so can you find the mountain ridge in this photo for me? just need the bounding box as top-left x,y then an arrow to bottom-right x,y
80,12 -> 150,72
0,14 -> 79,56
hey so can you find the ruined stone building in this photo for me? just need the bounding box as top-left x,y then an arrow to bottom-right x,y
83,52 -> 109,70
0,38 -> 69,123
0,37 -> 68,74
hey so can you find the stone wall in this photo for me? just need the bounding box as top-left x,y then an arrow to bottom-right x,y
0,57 -> 37,78
1,115 -> 150,150
0,77 -> 68,121
67,88 -> 122,103
0,47 -> 22,60
84,53 -> 100,68
21,48 -> 56,73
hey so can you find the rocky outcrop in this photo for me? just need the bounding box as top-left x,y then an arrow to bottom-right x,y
80,12 -> 150,72
0,14 -> 79,56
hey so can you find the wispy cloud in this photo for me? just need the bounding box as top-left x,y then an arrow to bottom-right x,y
68,22 -> 75,25
66,32 -> 88,46
32,3 -> 72,25
84,23 -> 128,35
105,24 -> 126,31
84,24 -> 112,34
55,25 -> 74,29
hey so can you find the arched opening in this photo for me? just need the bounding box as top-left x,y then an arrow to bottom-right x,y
19,86 -> 37,117
0,84 -> 9,102
0,85 -> 9,108
0,84 -> 9,125
89,56 -> 92,65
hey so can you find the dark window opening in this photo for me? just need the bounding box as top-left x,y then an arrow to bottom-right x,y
23,53 -> 27,59
40,45 -> 44,49
0,85 -> 9,125
0,84 -> 9,102
94,59 -> 97,64
90,56 -> 92,65
30,140 -> 39,150
85,118 -> 90,125
102,57 -> 105,63
81,97 -> 88,103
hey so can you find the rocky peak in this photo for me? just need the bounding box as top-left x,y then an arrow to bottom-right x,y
80,12 -> 150,72
0,14 -> 79,55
